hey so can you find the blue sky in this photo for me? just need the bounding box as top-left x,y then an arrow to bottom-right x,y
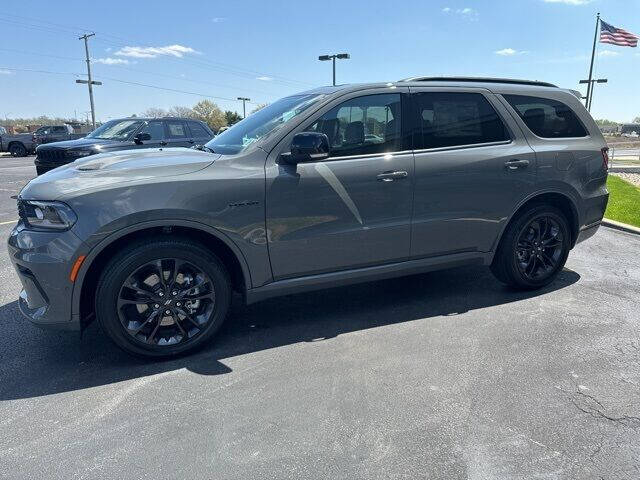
0,0 -> 638,122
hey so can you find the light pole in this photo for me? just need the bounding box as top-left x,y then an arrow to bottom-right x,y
237,97 -> 250,118
318,53 -> 350,86
579,78 -> 607,111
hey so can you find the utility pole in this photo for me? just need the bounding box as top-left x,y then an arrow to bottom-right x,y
76,33 -> 102,129
318,53 -> 350,86
237,97 -> 250,118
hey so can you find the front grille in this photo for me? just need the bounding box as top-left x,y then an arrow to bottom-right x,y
36,149 -> 67,163
17,199 -> 27,223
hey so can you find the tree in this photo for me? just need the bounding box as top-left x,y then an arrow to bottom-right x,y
225,110 -> 242,125
169,106 -> 196,118
633,116 -> 640,124
142,107 -> 169,118
595,119 -> 618,127
250,103 -> 268,114
192,100 -> 227,131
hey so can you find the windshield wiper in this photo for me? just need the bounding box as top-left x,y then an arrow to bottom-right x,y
192,144 -> 215,153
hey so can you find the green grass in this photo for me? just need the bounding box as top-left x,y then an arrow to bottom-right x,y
605,175 -> 640,227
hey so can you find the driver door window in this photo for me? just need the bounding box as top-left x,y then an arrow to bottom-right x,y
306,94 -> 402,158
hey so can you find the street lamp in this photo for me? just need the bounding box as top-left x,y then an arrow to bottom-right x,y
318,53 -> 350,86
579,78 -> 607,111
237,97 -> 250,119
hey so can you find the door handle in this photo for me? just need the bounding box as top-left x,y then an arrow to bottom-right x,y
188,139 -> 195,144
377,170 -> 408,182
504,159 -> 529,170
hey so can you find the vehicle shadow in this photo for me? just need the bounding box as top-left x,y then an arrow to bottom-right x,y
0,265 -> 580,401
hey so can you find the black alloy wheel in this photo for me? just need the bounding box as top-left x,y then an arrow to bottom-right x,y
515,215 -> 564,282
117,258 -> 216,347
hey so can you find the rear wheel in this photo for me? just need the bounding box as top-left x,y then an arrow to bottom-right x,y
491,204 -> 570,289
96,238 -> 231,358
9,143 -> 26,157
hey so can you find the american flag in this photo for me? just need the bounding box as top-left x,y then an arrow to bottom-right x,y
599,20 -> 638,47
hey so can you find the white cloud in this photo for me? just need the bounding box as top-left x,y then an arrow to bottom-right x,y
212,17 -> 226,23
92,57 -> 134,65
114,44 -> 198,59
0,69 -> 13,75
543,0 -> 591,4
599,50 -> 620,57
442,6 -> 478,19
256,76 -> 273,81
105,47 -> 112,52
495,48 -> 528,56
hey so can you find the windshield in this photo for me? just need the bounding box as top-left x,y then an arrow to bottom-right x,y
205,94 -> 325,155
86,119 -> 144,140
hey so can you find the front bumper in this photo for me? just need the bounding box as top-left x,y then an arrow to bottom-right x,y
8,223 -> 87,330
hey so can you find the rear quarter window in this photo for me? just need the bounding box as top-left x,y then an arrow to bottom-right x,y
504,94 -> 588,138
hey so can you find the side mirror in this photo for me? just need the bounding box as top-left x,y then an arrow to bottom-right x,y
279,132 -> 330,165
133,132 -> 152,144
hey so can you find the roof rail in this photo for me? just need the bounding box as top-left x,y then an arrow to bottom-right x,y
399,76 -> 557,88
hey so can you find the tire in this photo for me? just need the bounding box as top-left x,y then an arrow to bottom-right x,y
96,238 -> 231,358
490,204 -> 570,290
9,143 -> 26,157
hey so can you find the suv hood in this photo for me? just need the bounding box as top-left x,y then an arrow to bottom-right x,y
36,137 -> 114,150
20,147 -> 220,201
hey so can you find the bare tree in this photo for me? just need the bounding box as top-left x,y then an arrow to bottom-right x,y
142,107 -> 169,118
250,103 -> 268,114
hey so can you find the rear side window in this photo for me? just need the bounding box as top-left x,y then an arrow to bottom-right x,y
413,92 -> 509,149
188,121 -> 211,138
165,121 -> 188,139
504,95 -> 587,138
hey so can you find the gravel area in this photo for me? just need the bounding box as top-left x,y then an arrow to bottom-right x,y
611,172 -> 640,187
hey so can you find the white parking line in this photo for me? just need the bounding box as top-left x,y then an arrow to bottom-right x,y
0,220 -> 17,225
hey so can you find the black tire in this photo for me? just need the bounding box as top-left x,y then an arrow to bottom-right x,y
9,143 -> 27,157
96,238 -> 231,358
490,204 -> 570,290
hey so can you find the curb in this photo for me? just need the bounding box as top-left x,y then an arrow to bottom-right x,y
602,218 -> 640,235
609,166 -> 640,173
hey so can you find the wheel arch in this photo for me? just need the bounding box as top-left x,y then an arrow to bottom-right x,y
491,189 -> 580,260
72,220 -> 252,328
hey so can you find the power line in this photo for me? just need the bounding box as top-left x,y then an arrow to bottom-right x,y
0,13 -> 313,88
0,47 -> 280,99
0,66 -> 260,103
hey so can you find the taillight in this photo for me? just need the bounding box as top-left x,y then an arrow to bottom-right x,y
601,147 -> 609,171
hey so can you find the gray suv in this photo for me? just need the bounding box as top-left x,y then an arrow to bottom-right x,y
8,77 -> 609,358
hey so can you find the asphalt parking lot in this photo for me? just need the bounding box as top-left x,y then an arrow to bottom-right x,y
0,155 -> 639,479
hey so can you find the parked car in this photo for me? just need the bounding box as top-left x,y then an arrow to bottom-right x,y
9,77 -> 609,358
33,124 -> 86,146
34,117 -> 214,175
0,130 -> 36,157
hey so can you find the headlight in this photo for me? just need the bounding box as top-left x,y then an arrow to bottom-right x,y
18,200 -> 77,230
68,150 -> 93,158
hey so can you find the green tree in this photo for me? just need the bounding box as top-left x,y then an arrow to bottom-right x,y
225,110 -> 242,125
595,119 -> 618,127
192,100 -> 227,131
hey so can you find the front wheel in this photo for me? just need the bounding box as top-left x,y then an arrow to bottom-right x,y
96,238 -> 231,358
491,205 -> 570,290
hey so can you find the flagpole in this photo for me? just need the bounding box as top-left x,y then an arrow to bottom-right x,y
585,12 -> 600,111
